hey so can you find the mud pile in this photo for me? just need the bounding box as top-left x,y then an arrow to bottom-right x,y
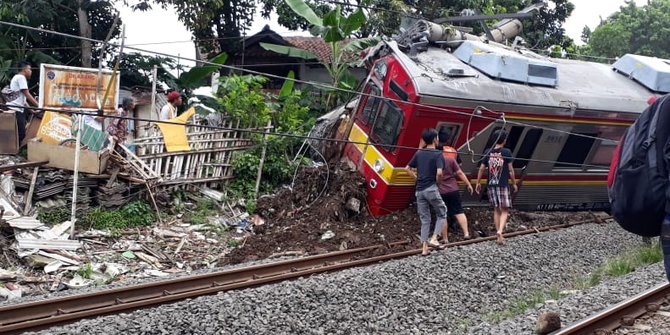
224,162 -> 605,264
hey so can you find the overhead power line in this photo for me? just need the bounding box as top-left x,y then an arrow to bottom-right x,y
0,104 -> 612,170
0,19 -> 626,145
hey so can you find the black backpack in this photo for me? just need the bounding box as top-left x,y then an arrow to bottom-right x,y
608,95 -> 669,237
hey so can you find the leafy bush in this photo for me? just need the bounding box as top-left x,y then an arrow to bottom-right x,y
215,75 -> 314,201
183,200 -> 217,225
83,201 -> 156,231
37,208 -> 71,225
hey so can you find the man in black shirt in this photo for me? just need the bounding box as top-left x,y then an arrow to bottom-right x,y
475,129 -> 518,245
406,128 -> 448,256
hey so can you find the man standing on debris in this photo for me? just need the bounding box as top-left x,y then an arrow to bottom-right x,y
107,97 -> 134,148
406,128 -> 448,256
3,61 -> 38,143
475,129 -> 517,245
159,91 -> 181,121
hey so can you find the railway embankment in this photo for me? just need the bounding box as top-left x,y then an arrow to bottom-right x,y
19,221 -> 648,335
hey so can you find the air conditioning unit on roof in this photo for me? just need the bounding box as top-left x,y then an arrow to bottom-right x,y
613,54 -> 670,93
453,40 -> 558,87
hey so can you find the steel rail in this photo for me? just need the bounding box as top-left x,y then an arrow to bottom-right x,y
0,219 -> 598,334
552,283 -> 670,335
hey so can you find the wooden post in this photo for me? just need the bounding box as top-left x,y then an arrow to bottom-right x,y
254,120 -> 272,198
150,65 -> 158,120
70,116 -> 84,238
23,167 -> 39,215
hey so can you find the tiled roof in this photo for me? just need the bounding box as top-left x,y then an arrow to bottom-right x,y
285,36 -> 334,62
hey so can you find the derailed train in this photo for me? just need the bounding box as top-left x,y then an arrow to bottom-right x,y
334,14 -> 670,216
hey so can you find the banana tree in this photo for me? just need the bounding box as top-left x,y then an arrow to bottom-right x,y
260,0 -> 380,107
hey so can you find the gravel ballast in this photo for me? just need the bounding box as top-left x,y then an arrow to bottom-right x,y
23,222 -> 655,335
470,263 -> 666,334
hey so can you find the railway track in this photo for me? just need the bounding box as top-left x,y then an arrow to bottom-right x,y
553,283 -> 670,335
0,219 -> 595,334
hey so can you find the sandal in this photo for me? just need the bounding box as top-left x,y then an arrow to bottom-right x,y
422,250 -> 431,256
428,241 -> 442,248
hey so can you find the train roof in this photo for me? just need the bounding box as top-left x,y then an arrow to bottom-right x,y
381,40 -> 667,114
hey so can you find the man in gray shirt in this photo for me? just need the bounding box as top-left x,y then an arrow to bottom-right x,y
406,128 -> 448,256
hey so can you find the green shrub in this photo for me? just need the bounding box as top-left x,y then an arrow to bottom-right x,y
83,201 -> 156,231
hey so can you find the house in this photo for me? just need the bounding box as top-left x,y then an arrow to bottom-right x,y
229,25 -> 367,90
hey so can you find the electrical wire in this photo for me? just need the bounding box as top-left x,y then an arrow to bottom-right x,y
0,19 -> 624,145
0,21 -> 634,166
0,103 -> 613,170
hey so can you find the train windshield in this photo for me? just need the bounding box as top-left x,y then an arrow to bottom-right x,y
359,84 -> 381,126
370,100 -> 404,151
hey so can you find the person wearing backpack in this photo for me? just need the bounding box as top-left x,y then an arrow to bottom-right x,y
475,129 -> 518,245
608,95 -> 670,281
406,128 -> 448,256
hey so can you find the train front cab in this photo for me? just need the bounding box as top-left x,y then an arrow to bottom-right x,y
342,58 -> 421,216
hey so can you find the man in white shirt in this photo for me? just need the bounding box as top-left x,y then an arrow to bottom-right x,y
5,61 -> 38,143
159,91 -> 182,120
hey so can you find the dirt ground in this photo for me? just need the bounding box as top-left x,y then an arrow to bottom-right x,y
223,163 -> 600,264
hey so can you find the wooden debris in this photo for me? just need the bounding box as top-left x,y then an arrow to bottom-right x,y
174,238 -> 186,254
23,166 -> 40,215
135,251 -> 162,269
37,251 -> 80,265
201,187 -> 224,202
0,160 -> 49,173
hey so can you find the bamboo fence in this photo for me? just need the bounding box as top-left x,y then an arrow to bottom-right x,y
133,115 -> 268,188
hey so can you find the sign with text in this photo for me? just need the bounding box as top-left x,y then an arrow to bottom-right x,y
38,64 -> 120,113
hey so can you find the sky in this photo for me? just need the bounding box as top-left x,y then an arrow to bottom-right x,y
117,0 -> 630,70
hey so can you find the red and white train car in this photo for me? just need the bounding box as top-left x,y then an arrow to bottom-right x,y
340,21 -> 669,216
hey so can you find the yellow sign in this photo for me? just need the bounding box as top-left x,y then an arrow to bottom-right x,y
37,111 -> 73,145
39,64 -> 119,112
157,107 -> 196,152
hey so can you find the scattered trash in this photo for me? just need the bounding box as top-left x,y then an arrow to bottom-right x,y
44,260 -> 64,274
102,263 -> 129,278
64,274 -> 93,289
145,269 -> 169,277
0,285 -> 22,300
121,251 -> 137,259
345,197 -> 361,214
321,230 -> 335,240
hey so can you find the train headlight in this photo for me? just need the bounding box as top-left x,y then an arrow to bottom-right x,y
373,159 -> 385,173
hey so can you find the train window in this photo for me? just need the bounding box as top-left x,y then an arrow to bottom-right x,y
555,133 -> 597,168
371,101 -> 404,151
506,126 -> 524,153
590,139 -> 618,167
390,80 -> 409,101
513,129 -> 543,168
358,85 -> 381,125
436,123 -> 460,146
